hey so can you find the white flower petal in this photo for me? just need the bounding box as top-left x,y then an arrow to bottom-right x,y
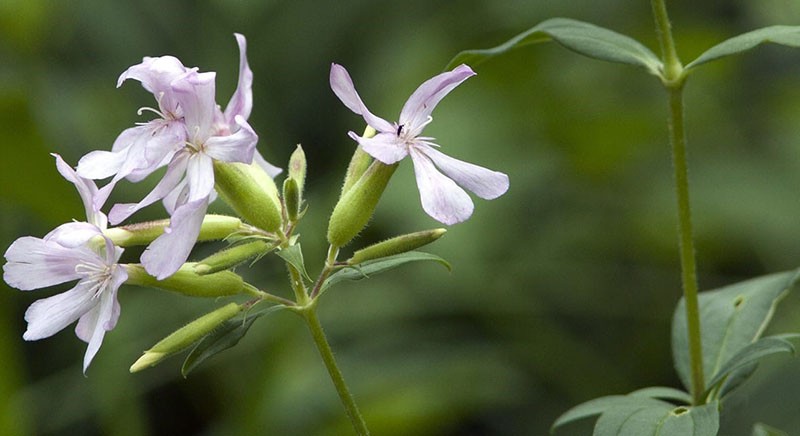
421,146 -> 509,200
186,153 -> 216,203
54,154 -> 108,228
329,63 -> 394,133
204,115 -> 257,164
399,64 -> 475,131
23,280 -> 98,341
75,267 -> 125,373
44,222 -> 103,248
172,70 -> 217,143
223,33 -> 253,123
108,153 -> 188,224
254,151 -> 282,178
76,148 -> 128,180
4,236 -> 90,290
141,198 -> 208,280
409,148 -> 473,225
353,131 -> 408,165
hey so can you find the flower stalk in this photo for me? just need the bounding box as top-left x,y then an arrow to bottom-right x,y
652,0 -> 705,405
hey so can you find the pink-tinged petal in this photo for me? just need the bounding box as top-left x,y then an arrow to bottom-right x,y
420,146 -> 509,200
108,153 -> 189,224
118,55 -> 187,95
399,64 -> 475,131
141,198 -> 208,279
75,267 -> 125,373
54,154 -> 108,228
204,115 -> 257,164
329,63 -> 394,133
409,149 -> 474,225
77,148 -> 128,180
4,236 -> 89,290
22,280 -> 98,340
224,33 -> 253,123
44,222 -> 103,248
163,178 -> 189,215
186,153 -> 215,203
172,70 -> 217,143
352,131 -> 408,165
254,151 -> 283,178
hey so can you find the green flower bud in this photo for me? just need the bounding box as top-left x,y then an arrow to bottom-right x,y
340,126 -> 376,195
327,160 -> 397,248
104,215 -> 243,247
347,229 -> 447,265
125,263 -> 245,297
194,240 -> 276,275
288,144 -> 307,194
130,302 -> 243,372
213,161 -> 282,233
282,177 -> 301,223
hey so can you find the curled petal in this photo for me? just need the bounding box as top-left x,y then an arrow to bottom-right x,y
54,154 -> 108,228
23,280 -> 98,341
118,55 -> 188,113
421,146 -> 509,200
172,70 -> 217,143
329,63 -> 394,133
108,153 -> 189,224
351,131 -> 408,165
204,115 -> 257,164
224,33 -> 253,123
141,198 -> 208,279
399,64 -> 475,131
44,222 -> 103,248
409,149 -> 474,225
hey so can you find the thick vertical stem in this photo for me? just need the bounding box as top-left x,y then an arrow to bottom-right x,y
652,0 -> 706,404
303,308 -> 370,435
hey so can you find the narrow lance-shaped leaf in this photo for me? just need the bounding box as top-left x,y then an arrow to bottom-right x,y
686,26 -> 800,71
446,18 -> 662,76
319,251 -> 451,297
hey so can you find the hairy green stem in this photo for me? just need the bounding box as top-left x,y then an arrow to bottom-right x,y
652,0 -> 705,405
303,308 -> 370,435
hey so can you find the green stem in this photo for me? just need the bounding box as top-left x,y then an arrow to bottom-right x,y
652,0 -> 705,405
303,307 -> 370,435
310,245 -> 340,299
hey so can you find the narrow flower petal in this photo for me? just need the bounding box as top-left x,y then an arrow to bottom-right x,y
4,236 -> 88,290
254,151 -> 283,178
23,280 -> 98,341
54,154 -> 108,228
141,198 -> 208,279
172,70 -> 217,143
409,149 -> 474,225
108,153 -> 189,224
75,267 -> 125,373
44,222 -> 103,248
185,153 -> 216,203
204,115 -> 257,164
421,146 -> 509,200
399,64 -> 475,131
76,148 -> 128,180
329,63 -> 394,133
223,33 -> 253,123
351,131 -> 408,165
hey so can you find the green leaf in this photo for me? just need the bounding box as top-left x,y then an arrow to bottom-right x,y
318,251 -> 451,296
672,270 -> 800,393
704,335 -> 796,396
753,422 -> 789,436
181,306 -> 283,377
446,18 -> 662,76
593,402 -> 718,436
628,387 -> 692,404
686,26 -> 800,71
275,243 -> 312,282
552,395 -> 672,431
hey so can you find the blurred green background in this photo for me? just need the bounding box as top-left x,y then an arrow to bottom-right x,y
3,1 -> 800,435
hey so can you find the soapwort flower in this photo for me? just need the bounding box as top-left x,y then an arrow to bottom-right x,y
3,155 -> 127,373
330,63 -> 509,225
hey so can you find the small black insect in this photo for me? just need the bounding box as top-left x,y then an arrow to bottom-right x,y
396,124 -> 404,135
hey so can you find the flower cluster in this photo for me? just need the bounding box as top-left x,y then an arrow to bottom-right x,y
3,35 -> 509,374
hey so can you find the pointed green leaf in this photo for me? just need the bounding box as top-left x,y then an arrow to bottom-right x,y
705,335 -> 799,397
318,251 -> 451,296
275,243 -> 312,282
686,26 -> 800,71
628,387 -> 692,404
181,306 -> 284,377
753,422 -> 789,436
446,18 -> 662,76
552,395 -> 672,432
672,270 -> 800,393
592,402 -> 718,436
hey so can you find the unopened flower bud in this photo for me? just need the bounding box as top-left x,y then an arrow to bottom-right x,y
348,229 -> 447,265
130,302 -> 243,372
288,144 -> 307,194
124,263 -> 245,297
340,126 -> 376,195
327,160 -> 397,248
282,177 -> 301,223
194,240 -> 276,275
214,161 -> 282,232
104,215 -> 243,247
